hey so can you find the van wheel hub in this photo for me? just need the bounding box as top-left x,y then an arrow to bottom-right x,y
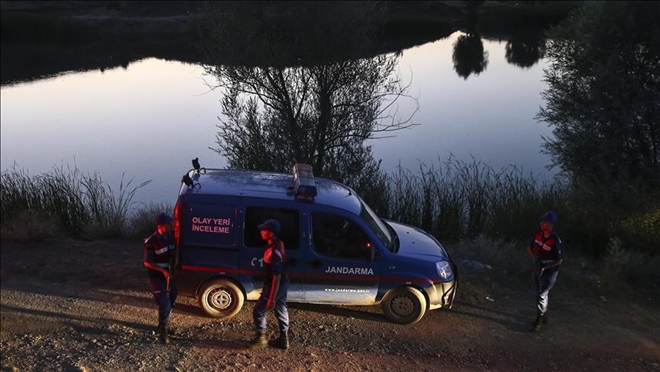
390,295 -> 414,316
209,288 -> 233,309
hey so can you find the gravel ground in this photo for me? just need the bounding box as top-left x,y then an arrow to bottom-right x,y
1,237 -> 659,372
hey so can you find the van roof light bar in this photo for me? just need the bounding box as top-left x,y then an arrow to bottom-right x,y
293,163 -> 317,200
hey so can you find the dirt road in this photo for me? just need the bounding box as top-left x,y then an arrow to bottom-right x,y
1,238 -> 659,371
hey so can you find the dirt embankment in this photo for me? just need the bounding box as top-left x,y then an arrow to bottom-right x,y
1,237 -> 659,372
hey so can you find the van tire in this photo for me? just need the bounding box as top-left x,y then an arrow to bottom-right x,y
381,286 -> 427,325
198,279 -> 244,319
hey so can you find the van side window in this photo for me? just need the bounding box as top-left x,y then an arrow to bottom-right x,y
244,207 -> 299,249
312,212 -> 370,260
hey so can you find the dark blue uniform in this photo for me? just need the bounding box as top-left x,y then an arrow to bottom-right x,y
144,230 -> 178,325
529,230 -> 563,314
253,238 -> 290,334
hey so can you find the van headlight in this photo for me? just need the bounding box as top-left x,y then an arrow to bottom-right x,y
436,261 -> 453,280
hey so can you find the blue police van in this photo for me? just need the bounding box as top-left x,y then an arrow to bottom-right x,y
172,162 -> 457,325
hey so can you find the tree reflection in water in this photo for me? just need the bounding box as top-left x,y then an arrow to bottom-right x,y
199,1 -> 419,212
452,33 -> 489,80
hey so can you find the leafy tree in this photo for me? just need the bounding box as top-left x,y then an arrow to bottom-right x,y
538,1 -> 660,194
538,1 -> 660,254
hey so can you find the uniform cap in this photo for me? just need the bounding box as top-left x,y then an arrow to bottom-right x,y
539,211 -> 558,224
156,213 -> 173,225
258,219 -> 281,234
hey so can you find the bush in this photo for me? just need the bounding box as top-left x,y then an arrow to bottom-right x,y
601,238 -> 660,290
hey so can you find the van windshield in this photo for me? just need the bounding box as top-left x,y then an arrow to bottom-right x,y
358,198 -> 395,252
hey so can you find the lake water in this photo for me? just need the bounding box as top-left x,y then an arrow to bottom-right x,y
0,31 -> 556,209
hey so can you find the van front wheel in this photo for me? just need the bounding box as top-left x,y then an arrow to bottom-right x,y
198,279 -> 244,319
381,286 -> 427,325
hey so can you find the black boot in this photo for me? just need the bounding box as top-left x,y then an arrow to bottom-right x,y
248,331 -> 267,349
158,323 -> 170,344
529,313 -> 543,331
542,312 -> 548,324
273,331 -> 289,350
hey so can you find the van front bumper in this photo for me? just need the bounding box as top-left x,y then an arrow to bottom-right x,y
424,278 -> 457,310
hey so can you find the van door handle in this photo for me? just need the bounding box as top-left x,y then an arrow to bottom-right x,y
309,260 -> 323,268
288,258 -> 298,267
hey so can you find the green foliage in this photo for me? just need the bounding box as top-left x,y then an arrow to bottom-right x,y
537,1 -> 660,256
600,237 -> 660,290
539,1 -> 660,193
619,207 -> 660,254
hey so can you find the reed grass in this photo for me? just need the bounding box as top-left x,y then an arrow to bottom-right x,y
126,201 -> 176,238
0,164 -> 149,240
385,156 -> 569,243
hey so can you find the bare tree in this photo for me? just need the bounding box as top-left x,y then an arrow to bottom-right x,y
198,1 -> 418,210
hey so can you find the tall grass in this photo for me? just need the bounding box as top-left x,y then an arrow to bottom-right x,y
126,201 -> 176,238
0,164 -> 149,240
386,156 -> 569,243
383,157 -> 659,289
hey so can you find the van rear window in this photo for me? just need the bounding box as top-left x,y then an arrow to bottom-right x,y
244,206 -> 300,249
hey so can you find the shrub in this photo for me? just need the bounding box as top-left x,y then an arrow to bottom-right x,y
601,237 -> 660,290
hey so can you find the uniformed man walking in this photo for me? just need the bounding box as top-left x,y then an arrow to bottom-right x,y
143,213 -> 178,344
249,219 -> 290,350
526,211 -> 563,331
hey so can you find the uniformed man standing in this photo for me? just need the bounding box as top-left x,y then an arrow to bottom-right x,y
143,213 -> 178,344
526,211 -> 563,331
249,219 -> 290,350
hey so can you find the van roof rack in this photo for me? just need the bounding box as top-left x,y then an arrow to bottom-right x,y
292,163 -> 317,200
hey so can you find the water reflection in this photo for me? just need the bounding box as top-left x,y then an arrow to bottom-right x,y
452,33 -> 489,79
505,33 -> 547,69
1,33 -> 551,88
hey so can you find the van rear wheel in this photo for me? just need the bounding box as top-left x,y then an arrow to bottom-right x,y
198,279 -> 244,319
382,286 -> 427,325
